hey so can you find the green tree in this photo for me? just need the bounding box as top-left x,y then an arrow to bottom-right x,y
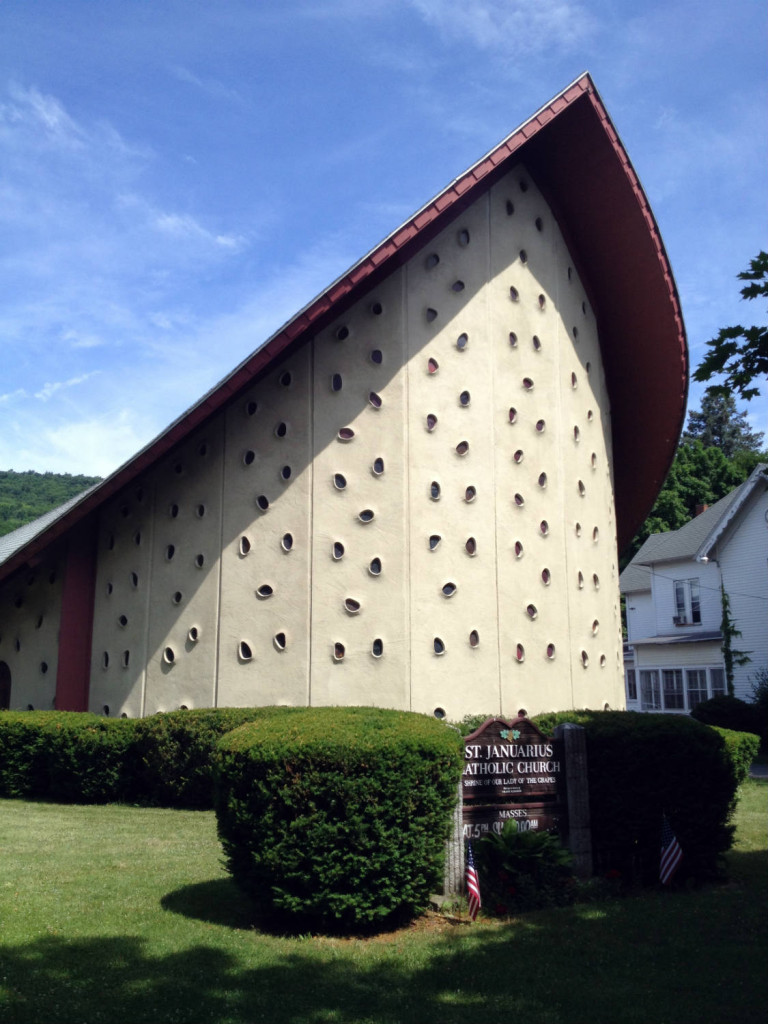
683,389 -> 764,456
693,251 -> 768,401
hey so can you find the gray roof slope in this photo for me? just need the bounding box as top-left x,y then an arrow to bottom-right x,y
620,463 -> 767,593
0,484 -> 100,566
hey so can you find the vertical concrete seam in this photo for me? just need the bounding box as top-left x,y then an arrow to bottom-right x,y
488,191 -> 503,716
140,477 -> 157,718
402,265 -> 413,711
213,420 -> 226,708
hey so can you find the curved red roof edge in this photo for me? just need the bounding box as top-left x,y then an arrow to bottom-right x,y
0,72 -> 686,581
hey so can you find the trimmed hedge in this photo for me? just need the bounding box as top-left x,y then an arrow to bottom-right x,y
691,695 -> 764,747
531,710 -> 756,884
0,711 -> 138,803
215,706 -> 463,930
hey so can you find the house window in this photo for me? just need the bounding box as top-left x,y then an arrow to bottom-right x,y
662,669 -> 684,710
640,670 -> 661,710
673,579 -> 701,625
625,668 -> 637,701
710,668 -> 726,698
686,669 -> 708,710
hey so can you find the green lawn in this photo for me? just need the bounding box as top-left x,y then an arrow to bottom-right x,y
1,781 -> 766,1024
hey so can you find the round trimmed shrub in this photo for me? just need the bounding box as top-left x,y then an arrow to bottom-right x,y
214,706 -> 463,931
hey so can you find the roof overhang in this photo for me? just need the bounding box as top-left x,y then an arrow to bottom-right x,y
0,73 -> 687,582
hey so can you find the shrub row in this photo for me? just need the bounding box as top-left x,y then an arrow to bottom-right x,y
530,710 -> 759,884
691,694 -> 765,748
0,707 -> 295,807
215,706 -> 463,930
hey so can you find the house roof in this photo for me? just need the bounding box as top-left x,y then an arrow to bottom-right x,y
0,73 -> 688,584
620,463 -> 768,593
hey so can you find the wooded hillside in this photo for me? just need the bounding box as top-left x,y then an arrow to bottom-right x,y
0,470 -> 102,537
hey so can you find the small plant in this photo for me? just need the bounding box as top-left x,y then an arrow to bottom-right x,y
474,820 -> 576,916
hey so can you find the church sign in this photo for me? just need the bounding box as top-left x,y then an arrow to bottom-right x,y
462,716 -> 564,840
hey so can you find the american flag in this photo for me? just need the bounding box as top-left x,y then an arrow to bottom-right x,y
465,842 -> 482,921
660,814 -> 683,885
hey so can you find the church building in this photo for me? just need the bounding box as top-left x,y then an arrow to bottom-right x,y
0,74 -> 687,721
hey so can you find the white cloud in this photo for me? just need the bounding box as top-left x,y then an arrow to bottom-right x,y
0,388 -> 27,405
34,372 -> 100,402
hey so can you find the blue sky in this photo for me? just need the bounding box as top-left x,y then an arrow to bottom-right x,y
1,0 -> 765,476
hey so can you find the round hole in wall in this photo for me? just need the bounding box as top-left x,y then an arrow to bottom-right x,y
196,504 -> 205,518
120,504 -> 130,519
514,493 -> 524,507
118,614 -> 128,628
198,442 -> 209,457
336,325 -> 349,341
567,266 -> 573,281
433,637 -> 445,655
540,520 -> 549,535
581,650 -> 589,668
465,485 -> 476,502
541,568 -> 551,585
514,540 -> 524,558
429,534 -> 441,551
338,427 -> 355,442
523,377 -> 534,391
333,473 -> 347,490
243,449 -> 256,466
513,449 -> 524,463
509,286 -> 519,302
15,638 -> 21,653
465,537 -> 476,556
516,644 -> 525,663
457,333 -> 468,350
165,544 -> 175,561
370,349 -> 383,365
256,495 -> 270,512
358,509 -> 375,523
430,481 -> 441,500
426,413 -> 438,431
107,534 -> 115,551
245,400 -> 258,416
538,472 -> 547,488
368,391 -> 383,409
333,642 -> 345,662
509,407 -> 518,424
426,308 -> 438,323
459,390 -> 470,407
130,572 -> 139,588
433,707 -> 447,720
163,647 -> 175,665
122,650 -> 130,668
344,598 -> 361,614
239,536 -> 251,556
546,643 -> 556,660
281,533 -> 293,552
578,480 -> 586,497
372,638 -> 384,658
49,570 -> 57,585
35,614 -> 43,629
592,620 -> 600,636
600,654 -> 606,668
371,301 -> 383,316
572,326 -> 579,339
538,294 -> 546,309
369,557 -> 382,576
274,632 -> 287,651
535,419 -> 545,433
451,280 -> 465,293
577,571 -> 584,589
591,452 -> 597,469
457,228 -> 470,246
593,526 -> 599,542
172,591 -> 183,605
174,462 -> 183,475
575,522 -> 582,537
425,252 -> 440,269
188,626 -> 199,643
533,336 -> 542,352
275,421 -> 288,438
332,541 -> 344,560
195,553 -> 205,568
256,584 -> 274,598
40,661 -> 48,674
586,361 -> 591,374
331,373 -> 343,392
281,465 -> 292,481
593,573 -> 600,590
106,582 -> 113,595
442,582 -> 457,598
469,630 -> 479,648
526,603 -> 537,619
279,370 -> 292,387
428,357 -> 439,374
519,249 -> 528,264
456,440 -> 469,456
238,641 -> 253,662
372,457 -> 385,476
535,217 -> 544,232
587,409 -> 594,422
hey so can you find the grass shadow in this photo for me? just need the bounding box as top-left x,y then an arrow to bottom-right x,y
161,878 -> 257,930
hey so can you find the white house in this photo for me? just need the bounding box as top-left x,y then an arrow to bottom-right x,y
621,464 -> 768,712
